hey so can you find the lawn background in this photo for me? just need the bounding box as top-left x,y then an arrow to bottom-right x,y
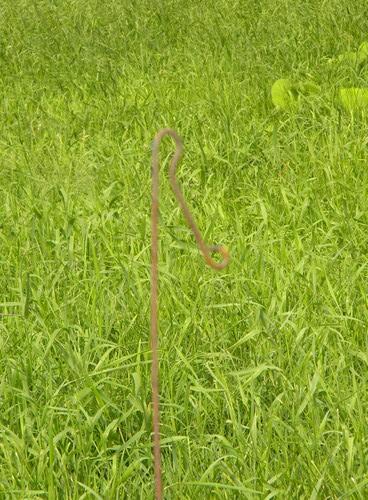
0,0 -> 367,497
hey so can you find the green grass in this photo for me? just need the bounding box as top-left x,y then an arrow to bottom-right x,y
1,0 -> 368,497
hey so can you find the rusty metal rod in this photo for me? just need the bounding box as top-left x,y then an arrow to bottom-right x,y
150,128 -> 229,499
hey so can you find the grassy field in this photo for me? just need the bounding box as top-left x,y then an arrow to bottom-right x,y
1,0 -> 368,497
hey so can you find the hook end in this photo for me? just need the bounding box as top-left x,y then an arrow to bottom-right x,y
206,244 -> 230,270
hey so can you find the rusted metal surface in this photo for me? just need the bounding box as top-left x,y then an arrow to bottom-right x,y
150,128 -> 229,499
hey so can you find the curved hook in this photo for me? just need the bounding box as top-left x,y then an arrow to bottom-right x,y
150,128 -> 229,499
152,128 -> 230,270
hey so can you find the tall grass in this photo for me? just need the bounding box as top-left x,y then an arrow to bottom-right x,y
0,0 -> 367,497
